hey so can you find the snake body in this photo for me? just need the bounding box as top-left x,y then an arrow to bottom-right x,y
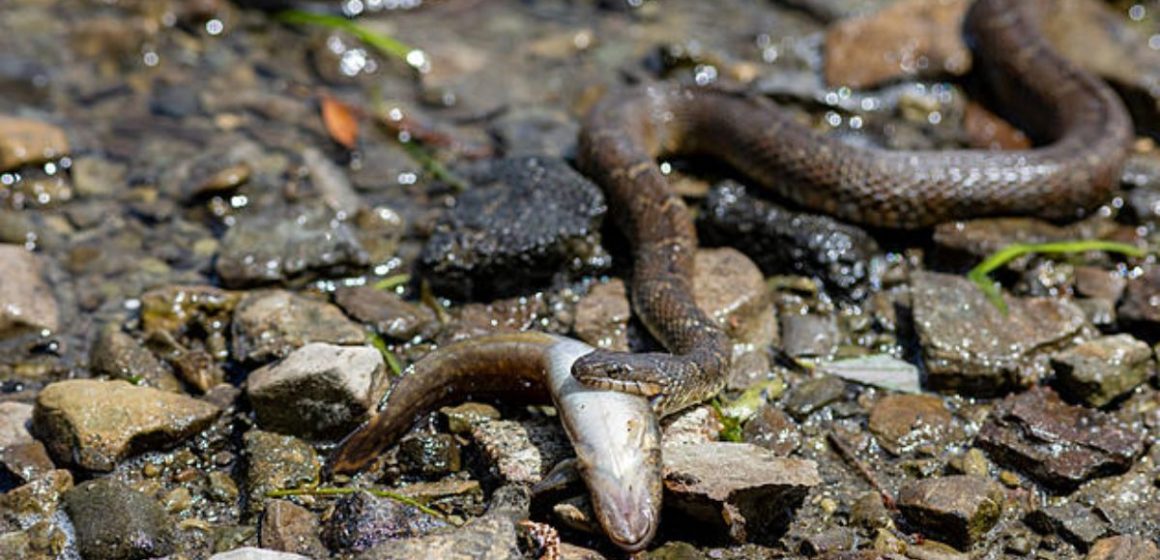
571,0 -> 1133,413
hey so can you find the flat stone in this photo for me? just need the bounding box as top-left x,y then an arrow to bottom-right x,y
215,208 -> 368,288
62,478 -> 174,560
661,442 -> 821,544
780,314 -> 838,358
911,271 -> 1087,395
333,286 -> 437,341
247,342 -> 387,439
0,441 -> 55,484
468,417 -> 571,485
1085,535 -> 1160,560
89,324 -> 181,392
352,512 -> 520,560
1073,457 -> 1160,540
210,548 -> 312,560
1118,266 -> 1160,328
868,394 -> 957,456
1050,334 -> 1153,407
1073,267 -> 1127,301
573,278 -> 631,352
0,401 -> 34,448
783,375 -> 847,420
741,403 -> 801,456
0,116 -> 69,171
660,404 -> 722,448
243,431 -> 321,516
1025,502 -> 1108,550
0,244 -> 59,336
31,379 -> 220,471
231,290 -> 366,364
823,0 -> 970,88
976,387 -> 1143,490
321,491 -> 449,553
897,475 -> 1004,549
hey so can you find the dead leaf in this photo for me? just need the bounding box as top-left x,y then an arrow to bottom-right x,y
321,95 -> 360,149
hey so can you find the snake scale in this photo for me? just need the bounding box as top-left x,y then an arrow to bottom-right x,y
569,0 -> 1133,414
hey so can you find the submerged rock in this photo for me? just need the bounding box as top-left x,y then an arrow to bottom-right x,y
897,475 -> 1004,549
63,478 -> 174,560
420,156 -> 606,299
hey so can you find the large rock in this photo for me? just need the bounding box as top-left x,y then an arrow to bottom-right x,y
32,379 -> 220,471
0,244 -> 59,336
897,475 -> 1004,549
63,478 -> 174,560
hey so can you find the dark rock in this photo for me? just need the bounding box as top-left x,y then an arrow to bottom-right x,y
868,394 -> 957,456
782,375 -> 846,419
910,271 -> 1087,395
850,491 -> 893,531
1025,502 -> 1108,551
661,442 -> 821,544
302,147 -> 360,216
801,527 -> 858,556
1118,266 -> 1160,330
63,478 -> 174,560
231,290 -> 366,364
322,491 -> 449,553
1050,334 -> 1153,407
89,324 -> 181,392
244,431 -> 321,516
1085,535 -> 1160,560
698,182 -> 879,300
489,107 -> 579,158
896,475 -> 1003,549
215,208 -> 369,288
780,314 -> 839,358
397,433 -> 462,478
931,218 -> 1077,263
573,278 -> 631,352
150,81 -> 201,118
1073,456 -> 1160,542
976,387 -> 1143,490
333,286 -> 437,341
420,156 -> 606,299
741,403 -> 801,456
166,138 -> 260,202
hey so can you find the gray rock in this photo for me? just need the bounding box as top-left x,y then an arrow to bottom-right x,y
352,512 -> 520,560
468,417 -> 571,485
1118,266 -> 1160,329
1073,457 -> 1160,542
1085,535 -> 1160,560
868,393 -> 958,456
661,442 -> 821,544
215,208 -> 368,288
977,387 -> 1143,490
1025,502 -> 1108,551
489,106 -> 579,158
782,375 -> 846,420
70,155 -> 126,198
32,379 -> 220,471
63,478 -> 174,560
209,548 -> 311,560
660,405 -> 723,448
0,244 -> 58,336
302,146 -> 361,216
244,431 -> 321,516
165,138 -> 260,202
260,500 -> 327,558
911,271 -> 1087,395
741,403 -> 801,456
420,156 -> 606,299
89,324 -> 181,392
321,491 -> 449,553
780,314 -> 839,358
0,401 -> 34,448
573,278 -> 631,352
231,290 -> 366,364
333,286 -> 437,341
897,475 -> 1004,549
1050,334 -> 1153,407
247,342 -> 387,439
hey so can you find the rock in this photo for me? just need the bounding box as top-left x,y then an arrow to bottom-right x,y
693,247 -> 778,350
1050,334 -> 1153,407
0,401 -> 34,448
31,379 -> 220,471
782,375 -> 847,420
1118,266 -> 1160,329
468,417 -> 571,485
0,469 -> 75,556
166,138 -> 260,202
976,387 -> 1143,490
1025,502 -> 1108,551
210,548 -> 312,560
660,405 -> 723,448
70,155 -> 127,197
931,218 -> 1077,263
333,286 -> 437,341
0,116 -> 69,171
247,342 -> 387,439
243,431 -> 321,515
139,284 -> 239,339
850,492 -> 894,532
698,182 -> 879,300
231,290 -> 367,364
260,500 -> 328,558
352,512 -> 520,560
302,147 -> 361,216
397,433 -> 462,478
1085,535 -> 1160,560
661,442 -> 821,544
489,107 -> 579,158
868,394 -> 957,456
1072,457 -> 1160,541
780,314 -> 839,358
215,208 -> 369,288
62,478 -> 174,560
420,156 -> 606,299
910,271 -> 1087,395
0,441 -> 55,484
573,279 -> 631,352
0,245 -> 59,336
442,402 -> 501,434
322,491 -> 449,553
741,403 -> 801,456
1073,267 -> 1127,301
89,325 -> 181,392
896,475 -> 1003,549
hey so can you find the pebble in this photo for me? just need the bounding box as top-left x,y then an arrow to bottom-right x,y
1050,334 -> 1153,407
867,393 -> 957,456
209,548 -> 312,560
397,433 -> 462,478
70,155 -> 127,198
782,375 -> 847,420
215,208 -> 369,288
896,475 -> 1004,549
660,404 -> 722,448
63,478 -> 174,560
260,500 -> 328,559
573,278 -> 631,352
910,271 -> 1087,395
1072,266 -> 1127,301
243,430 -> 321,515
89,324 -> 182,392
0,244 -> 59,336
31,379 -> 220,471
489,106 -> 579,158
1118,266 -> 1160,329
661,442 -> 821,544
741,403 -> 802,456
976,387 -> 1143,490
1025,502 -> 1109,551
0,401 -> 34,448
0,441 -> 54,484
333,285 -> 437,341
0,469 -> 74,552
0,115 -> 69,171
780,313 -> 839,358
231,290 -> 367,364
302,147 -> 361,217
247,342 -> 387,439
1085,535 -> 1160,560
321,491 -> 449,553
351,511 -> 520,560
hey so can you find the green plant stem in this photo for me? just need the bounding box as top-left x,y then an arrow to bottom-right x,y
267,486 -> 452,522
276,10 -> 421,68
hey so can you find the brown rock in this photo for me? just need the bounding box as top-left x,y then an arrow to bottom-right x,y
573,279 -> 630,352
469,417 -> 571,485
260,500 -> 328,558
231,290 -> 366,364
0,244 -> 59,336
868,394 -> 956,456
1050,334 -> 1153,408
0,116 -> 69,171
963,101 -> 1031,150
333,286 -> 436,341
1119,266 -> 1160,328
897,475 -> 1004,549
1073,266 -> 1127,301
741,403 -> 802,456
693,248 -> 777,350
0,401 -> 34,448
1085,535 -> 1160,560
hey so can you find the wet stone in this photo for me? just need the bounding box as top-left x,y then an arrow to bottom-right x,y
1118,266 -> 1160,329
489,106 -> 579,158
1085,535 -> 1160,560
351,511 -> 520,560
0,468 -> 74,553
0,244 -> 59,337
468,417 -> 571,485
1025,502 -> 1108,551
698,182 -> 879,300
231,290 -> 367,364
868,394 -> 956,456
910,271 -> 1087,395
62,478 -> 174,560
70,155 -> 127,198
0,401 -> 34,449
215,208 -> 369,288
573,278 -> 631,352
661,442 -> 821,544
167,138 -> 260,202
1072,454 -> 1160,540
397,433 -> 462,478
896,475 -> 1004,549
31,379 -> 220,471
321,490 -> 449,554
850,492 -> 893,532
0,116 -> 69,171
333,285 -> 437,341
661,405 -> 722,448
931,218 -> 1076,263
693,248 -> 777,350
1073,267 -> 1127,301
741,403 -> 801,456
780,314 -> 839,358
976,387 -> 1143,490
247,342 -> 387,440
210,548 -> 311,560
244,431 -> 321,516
420,156 -> 606,300
0,441 -> 55,485
1050,334 -> 1153,407
89,324 -> 182,392
782,375 -> 847,420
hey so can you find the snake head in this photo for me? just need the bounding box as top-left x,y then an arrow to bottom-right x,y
571,350 -> 670,398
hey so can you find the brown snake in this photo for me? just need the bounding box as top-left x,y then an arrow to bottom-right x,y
570,0 -> 1133,414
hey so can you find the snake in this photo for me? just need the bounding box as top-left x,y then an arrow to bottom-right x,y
568,0 -> 1133,414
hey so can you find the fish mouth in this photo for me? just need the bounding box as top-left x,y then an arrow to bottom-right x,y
587,467 -> 661,552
